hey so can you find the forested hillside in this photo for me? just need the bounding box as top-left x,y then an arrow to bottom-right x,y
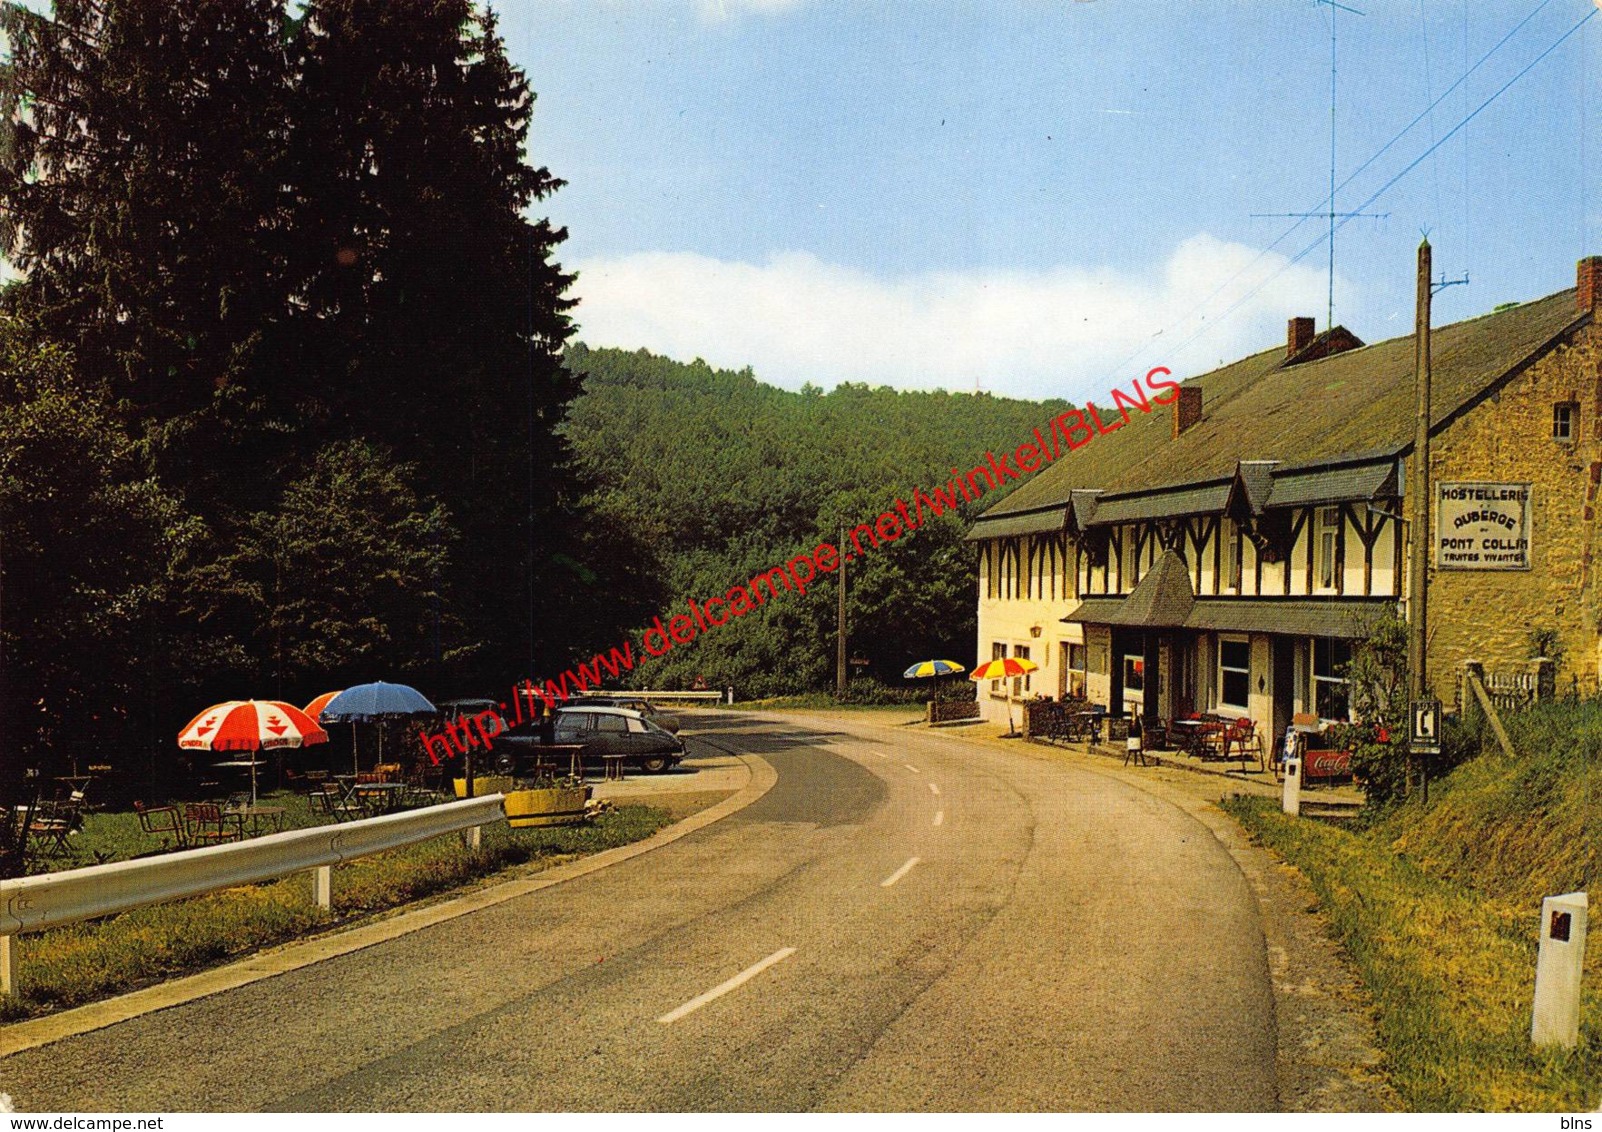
563,344 -> 1070,697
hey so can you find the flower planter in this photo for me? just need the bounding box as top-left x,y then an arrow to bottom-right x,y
452,774 -> 518,799
502,785 -> 592,828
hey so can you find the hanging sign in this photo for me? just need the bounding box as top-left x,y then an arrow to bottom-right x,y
1435,482 -> 1531,571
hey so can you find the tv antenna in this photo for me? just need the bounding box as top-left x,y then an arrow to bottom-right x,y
1251,0 -> 1386,332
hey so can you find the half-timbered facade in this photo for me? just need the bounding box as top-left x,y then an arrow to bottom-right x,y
970,255 -> 1602,739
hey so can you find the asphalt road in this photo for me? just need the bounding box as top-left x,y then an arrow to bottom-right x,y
0,715 -> 1278,1112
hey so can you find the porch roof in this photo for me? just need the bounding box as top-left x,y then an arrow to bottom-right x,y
1063,593 -> 1395,638
963,505 -> 1069,542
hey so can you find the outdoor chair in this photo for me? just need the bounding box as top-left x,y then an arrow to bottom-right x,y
133,800 -> 187,850
313,782 -> 363,822
1224,717 -> 1265,772
26,795 -> 81,856
182,802 -> 243,845
371,763 -> 402,783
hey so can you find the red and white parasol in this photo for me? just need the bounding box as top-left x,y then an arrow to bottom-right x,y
178,700 -> 328,804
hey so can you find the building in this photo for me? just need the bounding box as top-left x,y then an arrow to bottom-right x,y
967,254 -> 1602,740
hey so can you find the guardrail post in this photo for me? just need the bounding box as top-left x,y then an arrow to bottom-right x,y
726,686 -> 734,705
313,865 -> 332,911
1,934 -> 14,997
465,825 -> 481,850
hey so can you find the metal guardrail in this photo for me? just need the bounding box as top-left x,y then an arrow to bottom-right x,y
631,689 -> 731,703
0,794 -> 505,995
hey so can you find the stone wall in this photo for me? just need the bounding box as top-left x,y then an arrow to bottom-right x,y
1425,304 -> 1601,698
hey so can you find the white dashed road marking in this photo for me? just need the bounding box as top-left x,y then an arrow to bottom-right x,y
928,783 -> 941,796
933,810 -> 944,827
903,763 -> 921,773
880,856 -> 921,888
657,948 -> 797,1024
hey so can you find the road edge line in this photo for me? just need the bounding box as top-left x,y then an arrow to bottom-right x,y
0,749 -> 778,1059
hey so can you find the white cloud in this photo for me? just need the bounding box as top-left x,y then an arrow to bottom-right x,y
570,234 -> 1352,401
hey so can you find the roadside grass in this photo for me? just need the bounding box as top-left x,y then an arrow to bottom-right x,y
1222,795 -> 1601,1111
0,804 -> 673,1023
39,791 -> 332,872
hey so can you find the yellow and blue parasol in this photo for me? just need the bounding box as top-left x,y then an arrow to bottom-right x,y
903,659 -> 967,679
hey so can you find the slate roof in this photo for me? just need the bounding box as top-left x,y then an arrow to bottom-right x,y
1064,549 -> 1196,627
982,287 -> 1587,521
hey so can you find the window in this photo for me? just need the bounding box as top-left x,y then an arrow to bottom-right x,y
1013,644 -> 1032,696
1122,531 -> 1139,589
990,641 -> 1007,697
626,717 -> 647,733
1313,637 -> 1352,721
1219,637 -> 1251,711
1554,402 -> 1578,442
593,713 -> 628,733
1316,506 -> 1341,590
553,713 -> 589,743
1064,643 -> 1087,699
1122,654 -> 1145,717
1222,518 -> 1241,592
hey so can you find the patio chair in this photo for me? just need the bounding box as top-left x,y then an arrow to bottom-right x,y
312,782 -> 363,822
182,802 -> 243,845
1224,717 -> 1265,772
133,800 -> 188,850
26,796 -> 79,856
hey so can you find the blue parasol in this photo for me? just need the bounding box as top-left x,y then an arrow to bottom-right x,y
321,682 -> 437,773
321,681 -> 435,722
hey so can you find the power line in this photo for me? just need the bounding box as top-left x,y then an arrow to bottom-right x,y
1149,3 -> 1595,373
1088,0 -> 1566,386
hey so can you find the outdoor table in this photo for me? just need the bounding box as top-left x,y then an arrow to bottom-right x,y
352,781 -> 406,814
601,754 -> 627,781
224,804 -> 287,836
1169,719 -> 1214,757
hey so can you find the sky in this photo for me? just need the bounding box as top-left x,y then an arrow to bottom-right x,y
496,0 -> 1602,402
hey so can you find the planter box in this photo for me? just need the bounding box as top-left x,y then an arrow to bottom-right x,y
502,785 -> 593,829
452,775 -> 518,798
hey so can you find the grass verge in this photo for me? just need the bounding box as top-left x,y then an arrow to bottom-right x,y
0,804 -> 673,1023
1222,795 -> 1600,1111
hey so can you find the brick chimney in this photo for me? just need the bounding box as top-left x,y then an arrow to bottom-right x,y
1287,316 -> 1316,359
1171,386 -> 1202,438
1579,256 -> 1602,314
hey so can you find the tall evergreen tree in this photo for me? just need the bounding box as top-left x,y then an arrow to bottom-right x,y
289,0 -> 581,684
0,0 -> 298,511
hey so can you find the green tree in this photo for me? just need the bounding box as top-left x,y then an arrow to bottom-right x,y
1329,611 -> 1411,806
0,319 -> 188,771
289,0 -> 584,683
0,0 -> 298,509
231,440 -> 462,695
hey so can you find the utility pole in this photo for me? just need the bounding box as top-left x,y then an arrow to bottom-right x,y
836,526 -> 848,697
1408,238 -> 1433,795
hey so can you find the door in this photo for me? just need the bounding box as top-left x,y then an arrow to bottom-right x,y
1271,637 -> 1295,741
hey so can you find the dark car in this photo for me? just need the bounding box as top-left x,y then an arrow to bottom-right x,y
490,706 -> 685,775
564,695 -> 682,734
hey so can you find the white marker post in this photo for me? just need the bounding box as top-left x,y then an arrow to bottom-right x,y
1531,891 -> 1588,1048
1281,726 -> 1301,817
